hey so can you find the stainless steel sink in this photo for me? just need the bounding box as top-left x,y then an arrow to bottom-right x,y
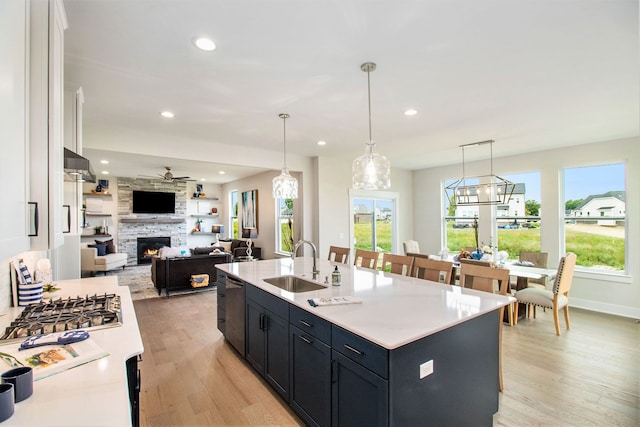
263,275 -> 327,293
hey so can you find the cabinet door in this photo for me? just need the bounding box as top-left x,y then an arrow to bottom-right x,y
245,298 -> 266,375
290,326 -> 331,427
0,0 -> 29,259
264,309 -> 289,401
331,350 -> 388,427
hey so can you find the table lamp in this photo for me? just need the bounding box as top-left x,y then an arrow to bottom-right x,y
211,225 -> 224,244
242,227 -> 258,259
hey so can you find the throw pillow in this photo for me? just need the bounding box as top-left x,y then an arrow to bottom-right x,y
88,242 -> 107,256
218,241 -> 232,253
97,239 -> 116,254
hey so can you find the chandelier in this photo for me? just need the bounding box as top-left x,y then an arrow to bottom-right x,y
445,140 -> 515,206
272,113 -> 298,199
352,62 -> 391,190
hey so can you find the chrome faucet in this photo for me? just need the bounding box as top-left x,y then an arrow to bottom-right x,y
292,240 -> 320,279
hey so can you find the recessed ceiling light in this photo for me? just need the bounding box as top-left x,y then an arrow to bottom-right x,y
218,171 -> 225,175
193,37 -> 216,51
200,178 -> 206,181
404,109 -> 418,116
317,140 -> 326,146
160,111 -> 174,118
100,160 -> 109,164
101,171 -> 109,175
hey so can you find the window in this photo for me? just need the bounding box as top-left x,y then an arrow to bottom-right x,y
352,196 -> 395,253
444,172 -> 541,259
229,190 -> 238,239
496,171 -> 541,259
276,198 -> 294,254
563,163 -> 626,271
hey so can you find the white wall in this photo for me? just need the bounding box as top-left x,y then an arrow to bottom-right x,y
414,137 -> 640,318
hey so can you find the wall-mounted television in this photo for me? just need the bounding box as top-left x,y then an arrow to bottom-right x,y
132,190 -> 175,214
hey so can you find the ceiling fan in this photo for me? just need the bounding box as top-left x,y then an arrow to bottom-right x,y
139,167 -> 196,182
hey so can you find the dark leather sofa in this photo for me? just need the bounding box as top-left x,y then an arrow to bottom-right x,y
193,239 -> 262,260
151,253 -> 231,296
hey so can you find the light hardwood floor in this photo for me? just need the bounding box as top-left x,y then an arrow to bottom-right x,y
134,292 -> 639,426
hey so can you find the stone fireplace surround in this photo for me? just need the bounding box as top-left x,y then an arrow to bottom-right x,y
117,178 -> 188,266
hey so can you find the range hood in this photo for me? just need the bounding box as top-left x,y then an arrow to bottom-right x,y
64,148 -> 96,183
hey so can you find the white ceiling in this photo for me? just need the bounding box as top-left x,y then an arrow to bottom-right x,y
63,0 -> 639,183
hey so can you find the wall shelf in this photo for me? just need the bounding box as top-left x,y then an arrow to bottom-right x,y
191,214 -> 219,218
83,193 -> 112,197
190,197 -> 219,201
81,234 -> 112,238
85,213 -> 112,216
191,232 -> 216,235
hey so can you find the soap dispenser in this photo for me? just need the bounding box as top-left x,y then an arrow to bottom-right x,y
331,265 -> 341,286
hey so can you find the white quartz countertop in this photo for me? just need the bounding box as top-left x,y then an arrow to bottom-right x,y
0,276 -> 144,426
218,258 -> 513,350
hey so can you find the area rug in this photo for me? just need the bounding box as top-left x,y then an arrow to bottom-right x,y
112,265 -> 159,301
112,264 -> 217,301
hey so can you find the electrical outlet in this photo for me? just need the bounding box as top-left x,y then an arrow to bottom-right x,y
419,360 -> 434,379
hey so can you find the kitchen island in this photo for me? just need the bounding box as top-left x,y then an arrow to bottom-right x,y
0,276 -> 143,426
217,257 -> 513,427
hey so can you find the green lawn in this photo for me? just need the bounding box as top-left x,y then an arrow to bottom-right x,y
446,222 -> 624,270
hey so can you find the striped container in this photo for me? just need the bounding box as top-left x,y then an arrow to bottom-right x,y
18,282 -> 43,306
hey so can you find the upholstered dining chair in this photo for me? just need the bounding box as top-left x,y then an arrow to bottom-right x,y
459,263 -> 511,391
381,253 -> 414,276
402,240 -> 420,256
513,252 -> 577,335
328,246 -> 350,264
353,249 -> 381,270
518,251 -> 549,288
411,257 -> 454,284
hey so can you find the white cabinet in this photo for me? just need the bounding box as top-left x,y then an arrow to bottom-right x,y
29,0 -> 68,251
0,0 -> 30,260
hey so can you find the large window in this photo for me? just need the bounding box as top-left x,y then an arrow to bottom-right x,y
229,190 -> 238,239
352,197 -> 395,253
563,163 -> 626,271
276,198 -> 294,254
496,172 -> 541,258
444,172 -> 541,259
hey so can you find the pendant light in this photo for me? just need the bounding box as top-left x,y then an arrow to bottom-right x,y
272,113 -> 298,199
352,62 -> 391,190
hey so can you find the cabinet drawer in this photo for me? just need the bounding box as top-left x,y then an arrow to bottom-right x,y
332,326 -> 388,378
246,285 -> 289,320
290,305 -> 331,344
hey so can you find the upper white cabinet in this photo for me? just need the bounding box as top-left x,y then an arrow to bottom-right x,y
0,0 -> 30,260
29,0 -> 68,251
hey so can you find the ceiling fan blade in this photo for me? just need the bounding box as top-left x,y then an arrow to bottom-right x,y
172,176 -> 191,180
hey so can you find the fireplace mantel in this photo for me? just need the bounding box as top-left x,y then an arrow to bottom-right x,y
120,217 -> 185,224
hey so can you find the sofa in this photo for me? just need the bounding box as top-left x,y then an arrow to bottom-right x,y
151,253 -> 232,296
194,239 -> 262,260
81,241 -> 128,275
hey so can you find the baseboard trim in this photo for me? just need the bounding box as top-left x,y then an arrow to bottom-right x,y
570,297 -> 640,320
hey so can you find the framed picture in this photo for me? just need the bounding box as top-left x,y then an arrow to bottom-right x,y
241,190 -> 258,234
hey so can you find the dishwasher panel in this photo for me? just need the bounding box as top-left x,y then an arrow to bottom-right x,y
225,275 -> 245,356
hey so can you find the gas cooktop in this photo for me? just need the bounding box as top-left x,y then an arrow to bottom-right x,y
0,293 -> 122,342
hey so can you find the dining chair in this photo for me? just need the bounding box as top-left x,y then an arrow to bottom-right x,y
402,240 -> 420,256
411,257 -> 453,284
513,252 -> 577,335
459,263 -> 511,391
328,246 -> 350,264
457,258 -> 492,287
518,251 -> 549,288
381,253 -> 414,276
353,249 -> 381,270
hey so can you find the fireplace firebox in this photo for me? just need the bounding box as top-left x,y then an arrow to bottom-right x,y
137,237 -> 170,264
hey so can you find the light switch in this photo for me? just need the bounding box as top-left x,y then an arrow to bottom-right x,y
419,359 -> 434,379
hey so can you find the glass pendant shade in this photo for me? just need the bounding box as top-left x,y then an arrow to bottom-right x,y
272,113 -> 298,199
273,167 -> 298,199
352,62 -> 391,190
352,141 -> 391,190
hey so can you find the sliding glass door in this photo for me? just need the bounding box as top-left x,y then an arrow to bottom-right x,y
352,196 -> 396,253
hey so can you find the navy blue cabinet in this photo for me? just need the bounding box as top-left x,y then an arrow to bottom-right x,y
289,306 -> 332,427
245,286 -> 290,401
216,271 -> 226,335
